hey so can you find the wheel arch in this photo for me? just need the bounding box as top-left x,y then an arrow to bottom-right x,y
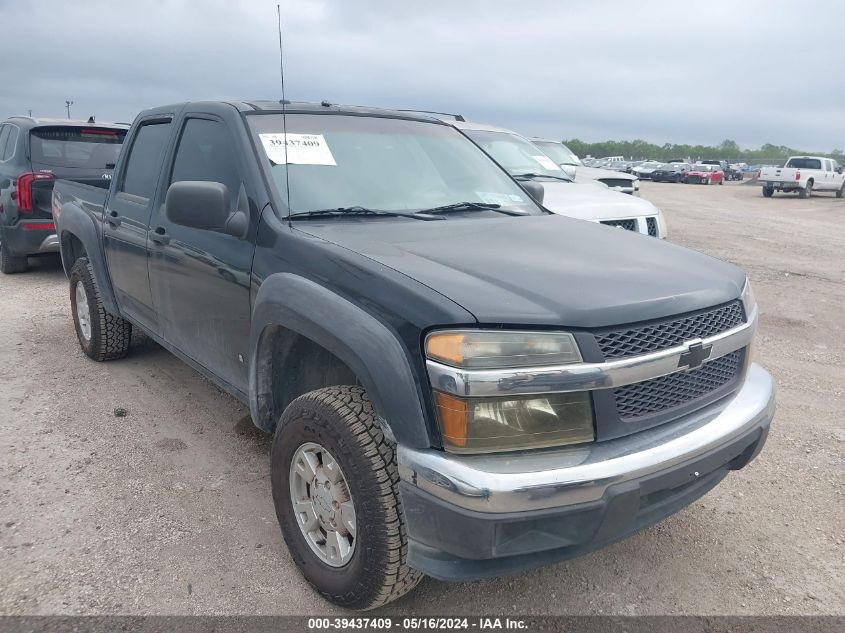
249,273 -> 432,448
57,203 -> 119,314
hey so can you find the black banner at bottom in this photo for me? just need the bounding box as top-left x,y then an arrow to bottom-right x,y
0,616 -> 842,633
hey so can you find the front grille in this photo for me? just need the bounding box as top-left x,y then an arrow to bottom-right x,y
599,178 -> 633,189
646,217 -> 658,237
595,300 -> 745,360
687,175 -> 703,184
600,218 -> 638,232
613,349 -> 744,419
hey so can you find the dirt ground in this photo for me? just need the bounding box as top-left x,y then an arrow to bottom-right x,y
0,180 -> 842,616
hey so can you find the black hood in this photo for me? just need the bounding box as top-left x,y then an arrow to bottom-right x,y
295,214 -> 746,327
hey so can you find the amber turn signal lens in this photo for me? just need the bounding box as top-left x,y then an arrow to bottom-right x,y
426,333 -> 466,367
434,391 -> 468,447
425,330 -> 581,369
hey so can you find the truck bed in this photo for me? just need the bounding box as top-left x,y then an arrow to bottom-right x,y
52,179 -> 109,223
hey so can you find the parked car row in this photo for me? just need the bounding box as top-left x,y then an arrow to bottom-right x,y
586,157 -> 749,182
3,100 -> 776,611
635,161 -> 726,185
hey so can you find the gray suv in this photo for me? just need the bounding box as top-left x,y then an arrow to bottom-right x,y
0,117 -> 127,273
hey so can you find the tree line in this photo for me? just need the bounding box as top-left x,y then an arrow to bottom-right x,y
562,138 -> 844,164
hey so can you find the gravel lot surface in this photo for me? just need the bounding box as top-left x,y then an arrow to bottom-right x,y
0,181 -> 842,616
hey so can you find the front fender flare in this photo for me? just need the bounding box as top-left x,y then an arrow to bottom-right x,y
249,273 -> 431,448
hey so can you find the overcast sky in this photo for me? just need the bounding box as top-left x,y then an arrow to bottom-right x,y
1,0 -> 843,150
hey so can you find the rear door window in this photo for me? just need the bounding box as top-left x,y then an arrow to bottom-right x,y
118,122 -> 172,200
29,126 -> 127,169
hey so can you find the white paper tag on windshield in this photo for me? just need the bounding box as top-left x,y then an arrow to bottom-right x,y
259,133 -> 337,166
476,191 -> 524,205
531,155 -> 561,171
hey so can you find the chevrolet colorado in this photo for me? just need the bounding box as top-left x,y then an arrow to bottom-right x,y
53,100 -> 775,609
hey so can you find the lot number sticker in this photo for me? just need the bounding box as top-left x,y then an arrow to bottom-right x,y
531,155 -> 561,171
259,133 -> 337,166
476,191 -> 525,205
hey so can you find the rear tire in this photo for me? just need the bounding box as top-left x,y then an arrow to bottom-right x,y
69,258 -> 132,361
0,230 -> 28,274
271,386 -> 423,610
799,181 -> 813,198
763,187 -> 774,198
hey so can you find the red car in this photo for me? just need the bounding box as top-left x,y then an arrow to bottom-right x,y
684,164 -> 724,185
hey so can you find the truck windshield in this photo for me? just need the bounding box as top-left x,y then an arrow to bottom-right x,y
462,129 -> 571,180
29,126 -> 126,169
785,158 -> 822,170
247,113 -> 542,216
533,141 -> 581,167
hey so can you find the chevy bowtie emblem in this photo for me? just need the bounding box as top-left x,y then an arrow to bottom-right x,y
678,341 -> 712,370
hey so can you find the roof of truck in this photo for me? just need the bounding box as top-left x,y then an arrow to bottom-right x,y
134,100 -> 454,125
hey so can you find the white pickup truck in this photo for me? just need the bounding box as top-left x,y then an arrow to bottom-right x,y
759,156 -> 845,198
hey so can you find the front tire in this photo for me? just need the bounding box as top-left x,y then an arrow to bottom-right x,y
763,187 -> 774,198
69,258 -> 132,361
271,386 -> 422,610
0,229 -> 28,274
837,185 -> 844,199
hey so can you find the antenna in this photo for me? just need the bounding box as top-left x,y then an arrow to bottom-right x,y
65,100 -> 74,119
277,3 -> 291,216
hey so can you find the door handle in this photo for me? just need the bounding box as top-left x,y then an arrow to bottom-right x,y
149,227 -> 170,245
106,210 -> 121,227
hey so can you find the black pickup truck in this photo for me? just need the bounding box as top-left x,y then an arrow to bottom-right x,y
53,101 -> 775,609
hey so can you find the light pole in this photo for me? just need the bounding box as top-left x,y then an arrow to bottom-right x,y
65,100 -> 74,119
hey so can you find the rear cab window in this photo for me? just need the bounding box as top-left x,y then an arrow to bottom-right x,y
29,126 -> 127,170
785,157 -> 822,170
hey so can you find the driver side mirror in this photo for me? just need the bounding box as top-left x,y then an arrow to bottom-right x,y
520,180 -> 545,206
164,181 -> 248,239
837,167 -> 843,174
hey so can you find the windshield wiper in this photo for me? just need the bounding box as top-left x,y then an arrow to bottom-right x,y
417,201 -> 528,216
288,206 -> 437,221
513,172 -> 572,182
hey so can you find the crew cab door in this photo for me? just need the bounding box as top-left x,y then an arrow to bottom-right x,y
146,113 -> 257,393
822,159 -> 834,190
103,117 -> 173,332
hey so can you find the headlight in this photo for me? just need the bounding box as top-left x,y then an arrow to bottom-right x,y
425,330 -> 582,369
434,391 -> 594,454
741,278 -> 756,316
425,331 -> 593,453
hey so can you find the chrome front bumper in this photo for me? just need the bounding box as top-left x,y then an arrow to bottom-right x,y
399,363 -> 775,514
